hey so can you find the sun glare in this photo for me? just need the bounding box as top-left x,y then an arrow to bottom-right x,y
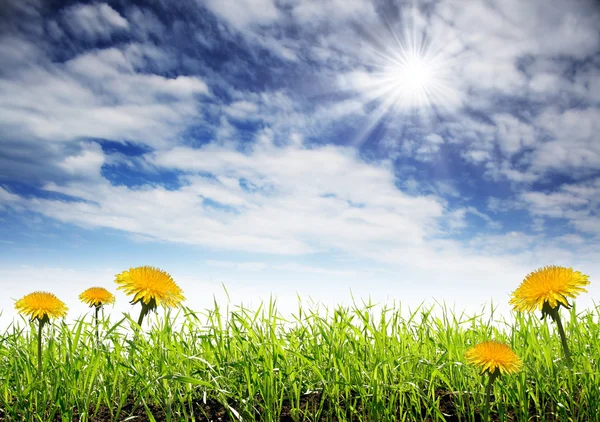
371,38 -> 455,114
390,53 -> 436,105
347,8 -> 463,143
326,6 -> 465,146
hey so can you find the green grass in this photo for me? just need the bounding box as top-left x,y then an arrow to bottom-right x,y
1,299 -> 599,421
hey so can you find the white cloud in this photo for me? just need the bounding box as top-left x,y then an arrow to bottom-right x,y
449,104 -> 598,184
0,186 -> 21,205
67,48 -> 209,98
253,34 -> 299,61
573,66 -> 600,103
336,70 -> 373,92
0,44 -> 209,150
292,0 -> 376,25
0,36 -> 42,70
126,6 -> 166,41
522,56 -> 600,105
557,234 -> 586,245
521,178 -> 600,237
11,142 -> 449,258
522,191 -> 588,219
446,208 -> 468,231
466,206 -> 503,229
528,72 -> 569,97
316,99 -> 364,120
533,108 -> 600,174
67,47 -> 133,78
444,206 -> 502,232
224,100 -> 258,119
433,0 -> 600,104
468,231 -> 535,256
5,136 -> 579,300
503,0 -> 600,59
493,114 -> 536,157
418,134 -> 444,161
435,1 -> 528,94
202,0 -> 279,30
485,161 -> 539,183
58,142 -> 105,180
463,149 -> 491,164
572,218 -> 600,236
62,3 -> 129,41
459,53 -> 526,94
425,134 -> 444,145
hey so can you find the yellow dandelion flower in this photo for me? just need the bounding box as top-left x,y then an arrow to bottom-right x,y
79,287 -> 116,307
465,341 -> 522,376
15,291 -> 68,322
467,341 -> 522,421
510,265 -> 590,313
115,266 -> 185,308
15,291 -> 67,373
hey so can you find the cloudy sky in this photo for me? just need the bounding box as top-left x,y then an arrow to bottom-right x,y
1,0 -> 599,323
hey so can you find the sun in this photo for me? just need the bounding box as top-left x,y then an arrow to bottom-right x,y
388,52 -> 437,107
329,6 -> 465,146
369,34 -> 456,114
347,8 -> 463,135
402,57 -> 432,88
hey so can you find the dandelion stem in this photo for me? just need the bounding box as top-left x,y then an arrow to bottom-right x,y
136,299 -> 157,327
94,305 -> 100,343
137,305 -> 149,326
553,310 -> 572,367
37,319 -> 44,374
483,371 -> 498,422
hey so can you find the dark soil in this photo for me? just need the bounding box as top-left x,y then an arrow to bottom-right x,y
69,391 -> 498,422
0,390 -> 557,421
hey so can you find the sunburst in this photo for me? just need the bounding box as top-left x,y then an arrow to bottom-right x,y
342,7 -> 464,145
366,24 -> 461,116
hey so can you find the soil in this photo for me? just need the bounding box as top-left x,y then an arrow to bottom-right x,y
0,389 -> 546,421
68,390 -> 502,422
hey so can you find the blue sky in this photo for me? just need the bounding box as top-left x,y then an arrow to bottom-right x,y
1,0 -> 599,321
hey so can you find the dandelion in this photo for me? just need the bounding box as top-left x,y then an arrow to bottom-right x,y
115,266 -> 184,326
510,265 -> 590,365
79,287 -> 115,307
466,341 -> 522,422
466,341 -> 522,376
79,287 -> 115,342
15,291 -> 68,374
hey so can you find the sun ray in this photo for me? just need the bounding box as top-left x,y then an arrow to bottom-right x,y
336,7 -> 465,148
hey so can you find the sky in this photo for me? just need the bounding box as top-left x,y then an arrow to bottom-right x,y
1,0 -> 599,324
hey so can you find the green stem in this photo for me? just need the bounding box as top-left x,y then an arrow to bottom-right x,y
94,306 -> 100,344
483,372 -> 498,422
136,298 -> 157,327
137,305 -> 149,326
553,310 -> 572,367
37,320 -> 44,375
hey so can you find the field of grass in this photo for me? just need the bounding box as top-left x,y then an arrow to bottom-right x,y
1,299 -> 599,421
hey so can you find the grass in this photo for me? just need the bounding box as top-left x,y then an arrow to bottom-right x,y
0,298 -> 599,421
